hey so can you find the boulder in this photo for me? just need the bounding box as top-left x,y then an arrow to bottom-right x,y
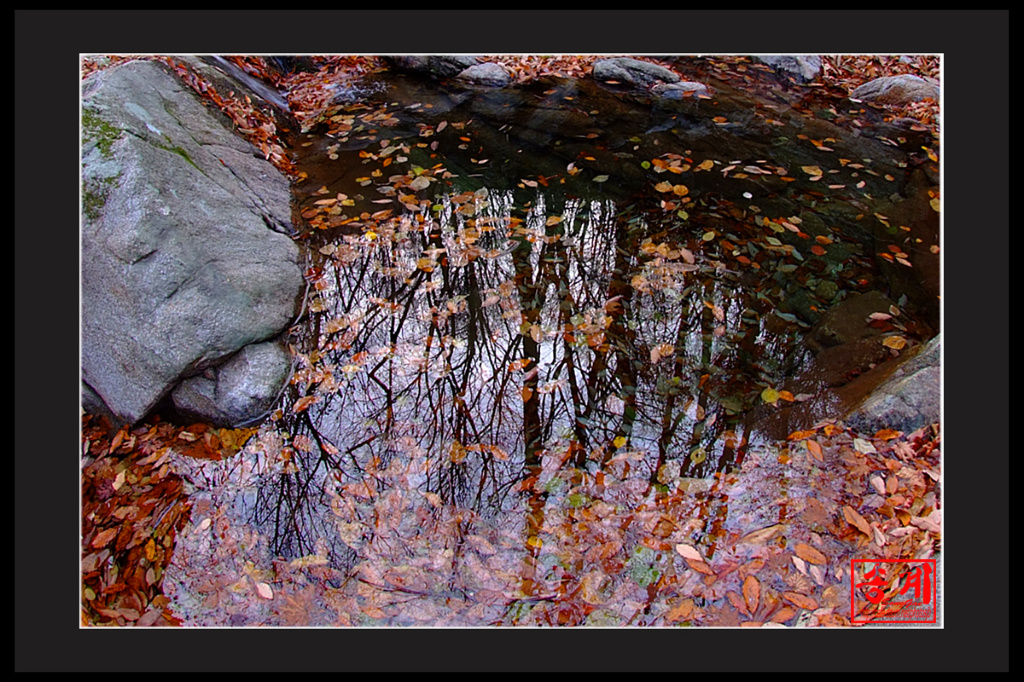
850,74 -> 940,106
456,62 -> 513,87
385,55 -> 479,79
592,57 -> 680,89
171,340 -> 294,427
754,55 -> 822,83
81,59 -> 305,427
841,334 -> 941,434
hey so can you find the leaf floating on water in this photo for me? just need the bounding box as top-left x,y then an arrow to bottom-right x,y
292,395 -> 319,413
794,543 -> 827,565
783,592 -> 818,611
675,543 -> 704,562
882,335 -> 907,350
761,387 -> 780,404
738,524 -> 786,545
853,438 -> 876,454
843,505 -> 873,537
742,575 -> 760,614
592,174 -> 610,183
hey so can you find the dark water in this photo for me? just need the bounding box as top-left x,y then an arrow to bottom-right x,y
166,62 -> 940,623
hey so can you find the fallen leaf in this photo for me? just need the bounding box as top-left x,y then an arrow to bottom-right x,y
742,575 -> 760,613
783,592 -> 819,610
255,581 -> 274,599
843,505 -> 873,537
794,543 -> 827,565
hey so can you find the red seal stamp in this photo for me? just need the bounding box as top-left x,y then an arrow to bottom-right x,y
851,558 -> 937,624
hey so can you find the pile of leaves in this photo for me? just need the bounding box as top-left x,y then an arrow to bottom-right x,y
80,414 -> 257,626
156,416 -> 939,626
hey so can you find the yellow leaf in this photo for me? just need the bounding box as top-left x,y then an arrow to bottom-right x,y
613,436 -> 628,449
882,335 -> 907,349
761,387 -> 780,404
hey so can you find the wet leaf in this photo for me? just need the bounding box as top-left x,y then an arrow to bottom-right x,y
843,505 -> 873,537
761,387 -> 780,405
882,335 -> 907,350
783,592 -> 818,611
742,575 -> 760,613
806,439 -> 824,462
793,543 -> 827,565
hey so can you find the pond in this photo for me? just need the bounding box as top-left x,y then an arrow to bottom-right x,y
162,58 -> 940,626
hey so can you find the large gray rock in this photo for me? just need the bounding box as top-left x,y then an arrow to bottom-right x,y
385,55 -> 479,79
842,334 -> 941,434
81,59 -> 304,426
456,62 -> 513,87
171,340 -> 294,427
754,55 -> 822,83
592,57 -> 680,89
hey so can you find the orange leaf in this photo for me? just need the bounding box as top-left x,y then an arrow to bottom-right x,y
742,575 -> 760,613
843,505 -> 873,537
90,527 -> 119,549
806,439 -> 824,462
771,607 -> 798,624
293,395 -> 319,413
794,543 -> 827,565
665,598 -> 695,623
783,592 -> 819,610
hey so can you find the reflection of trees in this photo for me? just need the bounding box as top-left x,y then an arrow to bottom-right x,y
253,185 -> 811,560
